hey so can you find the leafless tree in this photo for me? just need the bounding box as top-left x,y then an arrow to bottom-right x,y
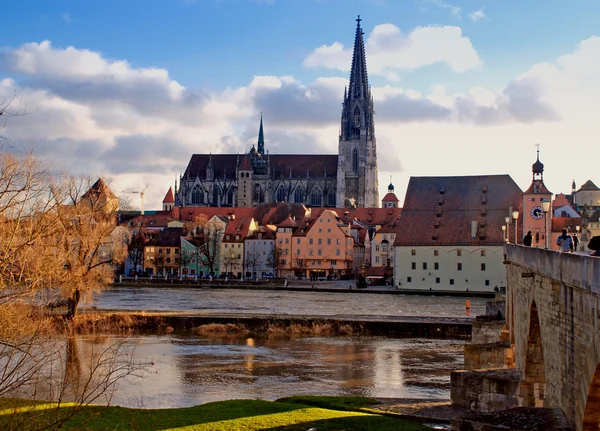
186,215 -> 224,276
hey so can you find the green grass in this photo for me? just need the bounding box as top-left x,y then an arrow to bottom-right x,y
0,397 -> 430,431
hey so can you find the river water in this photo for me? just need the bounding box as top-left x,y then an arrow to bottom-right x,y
80,288 -> 480,408
90,286 -> 486,317
84,333 -> 465,409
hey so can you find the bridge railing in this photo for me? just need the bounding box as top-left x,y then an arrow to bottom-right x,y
504,244 -> 600,293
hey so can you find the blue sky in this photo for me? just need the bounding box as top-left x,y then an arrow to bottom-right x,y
2,0 -> 600,208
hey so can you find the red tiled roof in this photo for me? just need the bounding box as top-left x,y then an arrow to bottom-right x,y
382,192 -> 399,202
552,193 -> 570,208
524,181 -> 552,195
148,227 -> 184,247
239,155 -> 252,171
551,217 -> 582,233
395,175 -> 523,247
223,217 -> 254,243
129,211 -> 176,228
163,187 -> 174,203
278,216 -> 298,228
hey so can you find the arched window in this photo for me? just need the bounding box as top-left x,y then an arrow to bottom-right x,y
212,184 -> 220,205
328,189 -> 336,207
352,148 -> 359,174
294,187 -> 304,203
353,107 -> 360,127
276,187 -> 287,203
227,189 -> 234,206
311,188 -> 322,207
192,186 -> 202,204
254,184 -> 264,203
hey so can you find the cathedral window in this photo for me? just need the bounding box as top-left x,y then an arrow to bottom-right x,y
254,184 -> 264,203
352,148 -> 359,174
192,186 -> 203,204
276,187 -> 287,203
311,188 -> 322,207
294,187 -> 304,203
353,107 -> 360,127
227,190 -> 234,206
328,189 -> 336,207
212,184 -> 221,205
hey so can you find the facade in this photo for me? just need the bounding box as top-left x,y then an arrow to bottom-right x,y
394,175 -> 523,293
219,217 -> 258,278
244,226 -> 276,279
522,149 -> 553,248
174,17 -> 379,209
82,178 -> 120,214
574,180 -> 600,210
144,227 -> 184,276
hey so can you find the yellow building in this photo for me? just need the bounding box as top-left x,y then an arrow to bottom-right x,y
144,227 -> 183,276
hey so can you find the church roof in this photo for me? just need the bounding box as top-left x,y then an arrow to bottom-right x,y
577,180 -> 600,192
394,175 -> 522,247
258,114 -> 265,145
162,187 -> 174,203
239,155 -> 252,171
349,16 -> 369,101
183,153 -> 338,180
382,192 -> 399,202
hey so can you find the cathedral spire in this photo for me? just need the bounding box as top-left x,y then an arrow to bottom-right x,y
349,15 -> 369,101
257,112 -> 265,157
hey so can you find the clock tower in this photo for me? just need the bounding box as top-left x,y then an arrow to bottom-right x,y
522,147 -> 552,247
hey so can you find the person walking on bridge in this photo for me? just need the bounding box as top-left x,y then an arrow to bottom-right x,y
556,229 -> 573,252
523,231 -> 533,247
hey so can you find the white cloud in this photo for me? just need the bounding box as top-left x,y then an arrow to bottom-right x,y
1,35 -> 600,208
304,24 -> 482,77
468,9 -> 486,22
424,0 -> 461,19
62,13 -> 72,24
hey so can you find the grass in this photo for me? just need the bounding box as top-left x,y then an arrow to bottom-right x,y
0,397 -> 431,431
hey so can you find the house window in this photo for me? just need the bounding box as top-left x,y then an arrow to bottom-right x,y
297,238 -> 300,244
309,249 -> 313,256
375,245 -> 380,252
423,262 -> 427,270
450,279 -> 455,285
336,249 -> 340,256
481,263 -> 486,271
175,249 -> 179,254
296,249 -> 300,256
481,250 -> 486,256
407,277 -> 412,283
166,257 -> 171,264
436,277 -> 440,284
318,249 -> 322,256
434,262 -> 439,270
376,256 -> 380,264
175,258 -> 178,264
434,250 -> 439,256
457,250 -> 462,256
309,238 -> 313,245
411,249 -> 416,256
411,262 -> 416,270
485,280 -> 490,286
458,263 -> 462,271
158,248 -> 163,254
330,260 -> 336,266
318,238 -> 322,245
327,238 -> 332,245
382,244 -> 388,252
166,249 -> 171,255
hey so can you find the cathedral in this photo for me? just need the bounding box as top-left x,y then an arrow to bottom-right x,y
174,16 -> 379,209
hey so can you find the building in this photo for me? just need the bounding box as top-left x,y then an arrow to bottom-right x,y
522,148 -> 553,248
244,226 -> 276,279
144,227 -> 184,276
394,175 -> 523,294
174,17 -> 379,209
220,217 -> 258,278
82,178 -> 119,214
574,180 -> 600,210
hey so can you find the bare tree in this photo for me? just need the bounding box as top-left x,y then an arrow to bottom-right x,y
186,215 -> 224,276
268,244 -> 282,277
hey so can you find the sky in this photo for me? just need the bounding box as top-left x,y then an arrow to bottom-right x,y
1,0 -> 600,210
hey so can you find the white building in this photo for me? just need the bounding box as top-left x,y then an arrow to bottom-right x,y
393,175 -> 523,294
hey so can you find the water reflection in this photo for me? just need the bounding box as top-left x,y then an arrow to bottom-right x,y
96,334 -> 464,409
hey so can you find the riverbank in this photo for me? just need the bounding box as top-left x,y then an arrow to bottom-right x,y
71,309 -> 472,338
2,396 -> 433,431
113,278 -> 497,297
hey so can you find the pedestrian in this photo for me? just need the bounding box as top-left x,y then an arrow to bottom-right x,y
523,231 -> 533,247
556,229 -> 574,252
573,233 -> 580,251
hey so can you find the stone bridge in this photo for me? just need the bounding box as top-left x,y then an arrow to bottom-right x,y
505,245 -> 600,430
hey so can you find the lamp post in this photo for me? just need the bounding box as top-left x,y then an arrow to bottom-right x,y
541,199 -> 551,249
505,216 -> 510,243
502,225 -> 506,242
575,225 -> 580,251
512,210 -> 519,244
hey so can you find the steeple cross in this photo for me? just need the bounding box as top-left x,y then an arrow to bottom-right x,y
356,15 -> 361,25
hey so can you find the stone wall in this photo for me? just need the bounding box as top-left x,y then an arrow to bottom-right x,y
505,245 -> 600,431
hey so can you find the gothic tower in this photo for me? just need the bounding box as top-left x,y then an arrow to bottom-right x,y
336,16 -> 379,208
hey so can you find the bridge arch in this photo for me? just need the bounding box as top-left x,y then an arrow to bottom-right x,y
583,363 -> 600,430
521,300 -> 546,407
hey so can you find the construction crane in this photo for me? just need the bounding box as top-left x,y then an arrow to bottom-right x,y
121,185 -> 149,215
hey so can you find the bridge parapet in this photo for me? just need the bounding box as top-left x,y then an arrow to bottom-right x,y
504,245 -> 600,431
